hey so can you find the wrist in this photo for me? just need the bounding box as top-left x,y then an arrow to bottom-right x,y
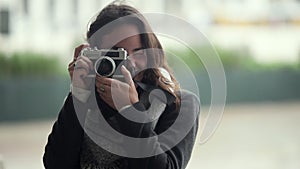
71,84 -> 91,103
130,93 -> 139,104
131,98 -> 139,104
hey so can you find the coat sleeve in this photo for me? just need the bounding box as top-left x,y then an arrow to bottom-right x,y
113,90 -> 200,169
43,92 -> 87,169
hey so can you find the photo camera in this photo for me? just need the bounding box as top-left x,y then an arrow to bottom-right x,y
80,47 -> 128,79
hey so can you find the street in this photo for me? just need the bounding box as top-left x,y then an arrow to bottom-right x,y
0,101 -> 300,169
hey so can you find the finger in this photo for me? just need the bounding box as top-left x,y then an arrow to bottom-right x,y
68,63 -> 75,71
96,75 -> 113,86
121,65 -> 134,87
68,60 -> 76,67
98,90 -> 106,100
77,55 -> 93,70
95,76 -> 105,87
97,87 -> 105,94
69,69 -> 74,79
73,68 -> 89,79
70,44 -> 89,72
68,61 -> 76,77
95,79 -> 108,89
95,80 -> 101,88
97,85 -> 111,94
74,59 -> 90,72
74,44 -> 89,60
68,59 -> 77,71
97,87 -> 111,101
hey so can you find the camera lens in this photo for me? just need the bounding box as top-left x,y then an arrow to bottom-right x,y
94,57 -> 116,77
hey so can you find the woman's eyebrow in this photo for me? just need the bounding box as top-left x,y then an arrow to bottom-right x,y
112,46 -> 144,52
133,47 -> 144,52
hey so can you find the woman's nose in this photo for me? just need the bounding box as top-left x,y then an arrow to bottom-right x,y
127,55 -> 136,68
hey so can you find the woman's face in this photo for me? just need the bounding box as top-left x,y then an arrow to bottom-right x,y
100,24 -> 147,74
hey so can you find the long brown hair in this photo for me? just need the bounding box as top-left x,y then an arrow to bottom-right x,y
87,2 -> 181,107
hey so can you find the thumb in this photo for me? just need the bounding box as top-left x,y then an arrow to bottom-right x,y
121,65 -> 134,87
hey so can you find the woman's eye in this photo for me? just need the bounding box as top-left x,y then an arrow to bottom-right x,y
132,50 -> 145,58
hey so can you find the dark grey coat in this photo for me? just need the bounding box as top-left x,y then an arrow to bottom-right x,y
43,89 -> 199,169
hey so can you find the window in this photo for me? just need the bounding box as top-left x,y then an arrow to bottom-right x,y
23,0 -> 29,15
0,9 -> 10,35
73,0 -> 78,16
49,0 -> 55,18
164,0 -> 182,14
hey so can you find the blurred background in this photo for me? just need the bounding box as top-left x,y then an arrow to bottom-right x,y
0,0 -> 300,169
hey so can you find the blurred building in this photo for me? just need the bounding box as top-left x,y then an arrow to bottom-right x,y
0,0 -> 106,61
0,0 -> 300,63
204,0 -> 300,25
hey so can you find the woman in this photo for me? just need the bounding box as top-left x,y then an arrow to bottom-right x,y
43,2 -> 199,169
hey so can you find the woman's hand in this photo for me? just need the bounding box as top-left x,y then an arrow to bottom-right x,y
96,65 -> 139,111
68,44 -> 93,89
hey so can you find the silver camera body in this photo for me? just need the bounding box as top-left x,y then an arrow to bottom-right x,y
80,47 -> 127,78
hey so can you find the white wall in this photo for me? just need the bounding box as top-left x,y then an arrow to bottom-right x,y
1,0 -> 300,63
